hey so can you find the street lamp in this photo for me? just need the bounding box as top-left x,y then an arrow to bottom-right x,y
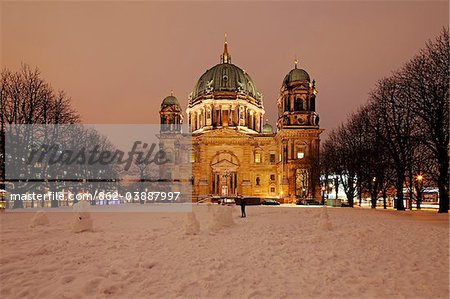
415,174 -> 424,210
321,186 -> 326,205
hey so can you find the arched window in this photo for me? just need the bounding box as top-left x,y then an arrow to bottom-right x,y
254,152 -> 261,163
295,96 -> 302,111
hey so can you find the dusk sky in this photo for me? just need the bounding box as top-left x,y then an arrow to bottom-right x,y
2,1 -> 448,137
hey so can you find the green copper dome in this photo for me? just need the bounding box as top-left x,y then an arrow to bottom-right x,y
283,67 -> 310,86
160,94 -> 182,113
191,63 -> 261,103
262,122 -> 274,134
189,39 -> 262,105
161,95 -> 180,107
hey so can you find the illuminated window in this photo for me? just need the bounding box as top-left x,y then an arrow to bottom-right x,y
297,152 -> 304,159
190,152 -> 196,163
255,153 -> 261,163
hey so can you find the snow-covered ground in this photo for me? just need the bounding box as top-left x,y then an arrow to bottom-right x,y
0,205 -> 448,298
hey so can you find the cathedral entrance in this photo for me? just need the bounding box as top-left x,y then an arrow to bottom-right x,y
212,170 -> 238,196
210,152 -> 240,197
221,185 -> 228,196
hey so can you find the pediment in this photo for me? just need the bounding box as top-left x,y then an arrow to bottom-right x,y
211,158 -> 239,172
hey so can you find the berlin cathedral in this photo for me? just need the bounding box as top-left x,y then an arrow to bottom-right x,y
159,38 -> 323,203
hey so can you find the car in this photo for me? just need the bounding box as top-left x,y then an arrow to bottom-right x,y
296,198 -> 321,205
261,199 -> 280,205
235,197 -> 261,206
221,198 -> 235,205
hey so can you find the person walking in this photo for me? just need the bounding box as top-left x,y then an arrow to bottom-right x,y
240,197 -> 246,218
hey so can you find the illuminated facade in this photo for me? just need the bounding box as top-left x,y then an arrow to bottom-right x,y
159,38 -> 323,202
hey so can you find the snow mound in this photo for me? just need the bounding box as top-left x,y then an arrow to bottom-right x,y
30,210 -> 50,228
209,206 -> 235,233
185,212 -> 200,235
319,206 -> 332,231
72,201 -> 93,233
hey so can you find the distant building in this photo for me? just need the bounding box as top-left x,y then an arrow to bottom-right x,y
159,38 -> 323,202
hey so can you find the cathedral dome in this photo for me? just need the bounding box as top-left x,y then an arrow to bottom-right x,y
161,95 -> 180,107
262,122 -> 274,134
192,63 -> 260,100
189,36 -> 262,105
160,93 -> 182,113
283,60 -> 310,86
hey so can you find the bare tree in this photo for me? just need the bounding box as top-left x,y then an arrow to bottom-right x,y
368,75 -> 417,211
321,30 -> 448,214
0,64 -> 80,207
402,29 -> 449,213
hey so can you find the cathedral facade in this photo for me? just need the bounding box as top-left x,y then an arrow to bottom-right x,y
159,39 -> 323,203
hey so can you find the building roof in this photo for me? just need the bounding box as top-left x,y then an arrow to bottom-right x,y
262,123 -> 275,134
190,37 -> 262,104
161,95 -> 180,107
283,59 -> 310,86
283,68 -> 310,85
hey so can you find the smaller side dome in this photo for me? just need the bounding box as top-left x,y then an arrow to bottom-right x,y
160,92 -> 183,133
262,122 -> 274,134
161,95 -> 180,107
283,59 -> 310,86
283,68 -> 310,85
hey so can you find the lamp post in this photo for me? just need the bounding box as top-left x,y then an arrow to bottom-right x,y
371,177 -> 376,208
328,182 -> 334,207
321,186 -> 326,205
334,177 -> 339,203
416,174 -> 424,210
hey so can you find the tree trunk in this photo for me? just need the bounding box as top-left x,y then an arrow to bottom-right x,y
416,190 -> 421,210
371,194 -> 377,209
50,184 -> 59,208
13,198 -> 24,209
348,196 -> 354,207
358,185 -> 362,207
396,175 -> 405,211
12,185 -> 24,209
408,171 -> 413,210
438,183 -> 449,213
438,155 -> 449,213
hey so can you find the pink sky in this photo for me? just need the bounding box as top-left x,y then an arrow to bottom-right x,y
2,1 -> 448,137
